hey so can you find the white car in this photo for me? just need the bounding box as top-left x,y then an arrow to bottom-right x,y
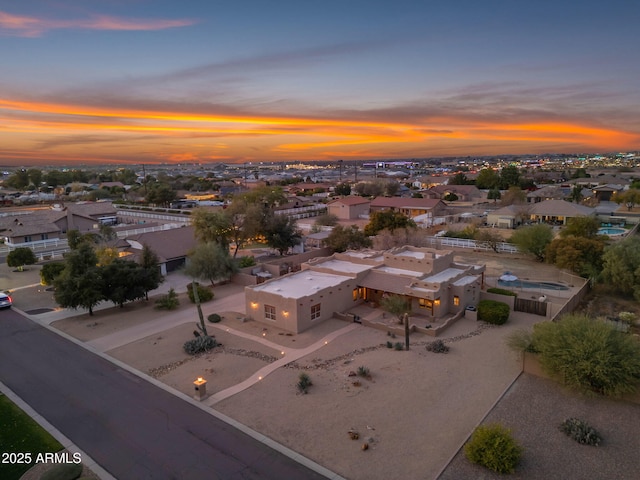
0,292 -> 12,309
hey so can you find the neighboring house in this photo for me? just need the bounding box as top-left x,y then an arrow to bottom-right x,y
528,200 -> 595,225
425,184 -> 483,202
245,246 -> 485,333
304,230 -> 332,249
526,185 -> 571,203
591,184 -> 625,202
0,202 -> 118,246
124,225 -> 197,275
327,197 -> 371,220
369,197 -> 448,219
486,205 -> 529,229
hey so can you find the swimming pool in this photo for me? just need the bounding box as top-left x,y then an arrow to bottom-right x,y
498,280 -> 569,291
598,227 -> 626,236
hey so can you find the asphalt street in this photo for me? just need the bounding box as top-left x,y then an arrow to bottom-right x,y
0,309 -> 328,480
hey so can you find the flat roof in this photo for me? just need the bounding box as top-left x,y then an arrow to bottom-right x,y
422,267 -> 464,283
375,266 -> 423,277
453,275 -> 480,286
251,270 -> 349,299
314,259 -> 373,274
394,250 -> 426,259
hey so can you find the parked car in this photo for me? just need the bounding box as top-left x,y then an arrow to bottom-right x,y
0,292 -> 12,309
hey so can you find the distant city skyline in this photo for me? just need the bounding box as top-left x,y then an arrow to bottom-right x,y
1,1 -> 639,166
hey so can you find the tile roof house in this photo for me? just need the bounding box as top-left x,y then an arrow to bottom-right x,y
245,246 -> 485,333
124,225 -> 197,275
327,196 -> 371,220
425,184 -> 483,202
369,197 -> 448,221
528,199 -> 595,225
0,202 -> 118,246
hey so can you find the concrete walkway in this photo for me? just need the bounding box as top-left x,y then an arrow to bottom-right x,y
206,323 -> 360,405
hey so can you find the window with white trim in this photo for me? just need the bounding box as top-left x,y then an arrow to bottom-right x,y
264,304 -> 276,321
311,303 -> 321,320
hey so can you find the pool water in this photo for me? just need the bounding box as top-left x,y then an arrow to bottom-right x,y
498,280 -> 569,291
598,227 -> 626,236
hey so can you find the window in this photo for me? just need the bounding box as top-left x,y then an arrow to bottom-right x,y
264,305 -> 276,321
353,288 -> 358,301
24,235 -> 32,243
41,233 -> 48,240
453,296 -> 460,306
419,298 -> 433,309
311,303 -> 321,320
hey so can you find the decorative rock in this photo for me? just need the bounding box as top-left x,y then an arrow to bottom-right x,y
362,443 -> 369,451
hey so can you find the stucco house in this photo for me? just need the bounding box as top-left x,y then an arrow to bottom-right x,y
327,196 -> 371,220
528,199 -> 595,225
245,246 -> 485,333
425,184 -> 483,202
0,202 -> 118,246
369,197 -> 448,219
486,205 -> 529,229
123,225 -> 197,275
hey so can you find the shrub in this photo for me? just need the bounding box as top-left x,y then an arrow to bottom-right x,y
187,282 -> 214,303
207,313 -> 222,323
155,288 -> 180,310
40,462 -> 84,480
386,341 -> 393,348
487,287 -> 517,297
297,372 -> 313,394
559,418 -> 601,446
477,300 -> 510,325
464,423 -> 522,474
394,342 -> 404,351
532,314 -> 640,396
183,335 -> 218,355
239,256 -> 256,268
357,366 -> 370,377
506,329 -> 537,353
426,339 -> 449,353
40,261 -> 66,286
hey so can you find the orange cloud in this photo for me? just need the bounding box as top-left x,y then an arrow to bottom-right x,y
0,95 -> 638,165
0,10 -> 195,37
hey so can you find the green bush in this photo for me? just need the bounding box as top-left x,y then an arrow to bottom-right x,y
39,462 -> 84,480
357,366 -> 370,377
477,300 -> 510,325
238,256 -> 256,268
187,282 -> 214,303
207,313 -> 222,323
559,417 -> 601,446
155,288 -> 180,310
183,335 -> 218,355
297,372 -> 313,394
40,261 -> 66,286
394,342 -> 404,351
426,339 -> 449,353
386,341 -> 393,348
464,423 -> 522,474
532,314 -> 640,396
487,287 -> 517,297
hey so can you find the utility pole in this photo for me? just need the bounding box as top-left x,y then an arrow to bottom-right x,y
354,160 -> 358,183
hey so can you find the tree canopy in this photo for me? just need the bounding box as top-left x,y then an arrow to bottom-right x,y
325,225 -> 372,253
364,210 -> 416,236
530,314 -> 640,396
184,242 -> 237,285
7,247 -> 37,271
510,224 -> 553,261
601,236 -> 640,300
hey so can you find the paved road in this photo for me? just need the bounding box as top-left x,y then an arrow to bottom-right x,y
0,309 -> 329,480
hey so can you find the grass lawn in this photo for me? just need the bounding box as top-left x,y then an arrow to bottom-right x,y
0,394 -> 63,480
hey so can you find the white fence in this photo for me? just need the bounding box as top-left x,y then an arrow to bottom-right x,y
425,236 -> 519,253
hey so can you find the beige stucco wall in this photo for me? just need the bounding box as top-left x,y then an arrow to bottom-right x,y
245,276 -> 362,333
328,201 -> 369,220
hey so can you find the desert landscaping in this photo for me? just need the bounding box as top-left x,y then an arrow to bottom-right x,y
10,249 -> 640,479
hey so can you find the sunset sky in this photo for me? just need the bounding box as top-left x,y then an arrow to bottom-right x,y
1,1 -> 639,165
